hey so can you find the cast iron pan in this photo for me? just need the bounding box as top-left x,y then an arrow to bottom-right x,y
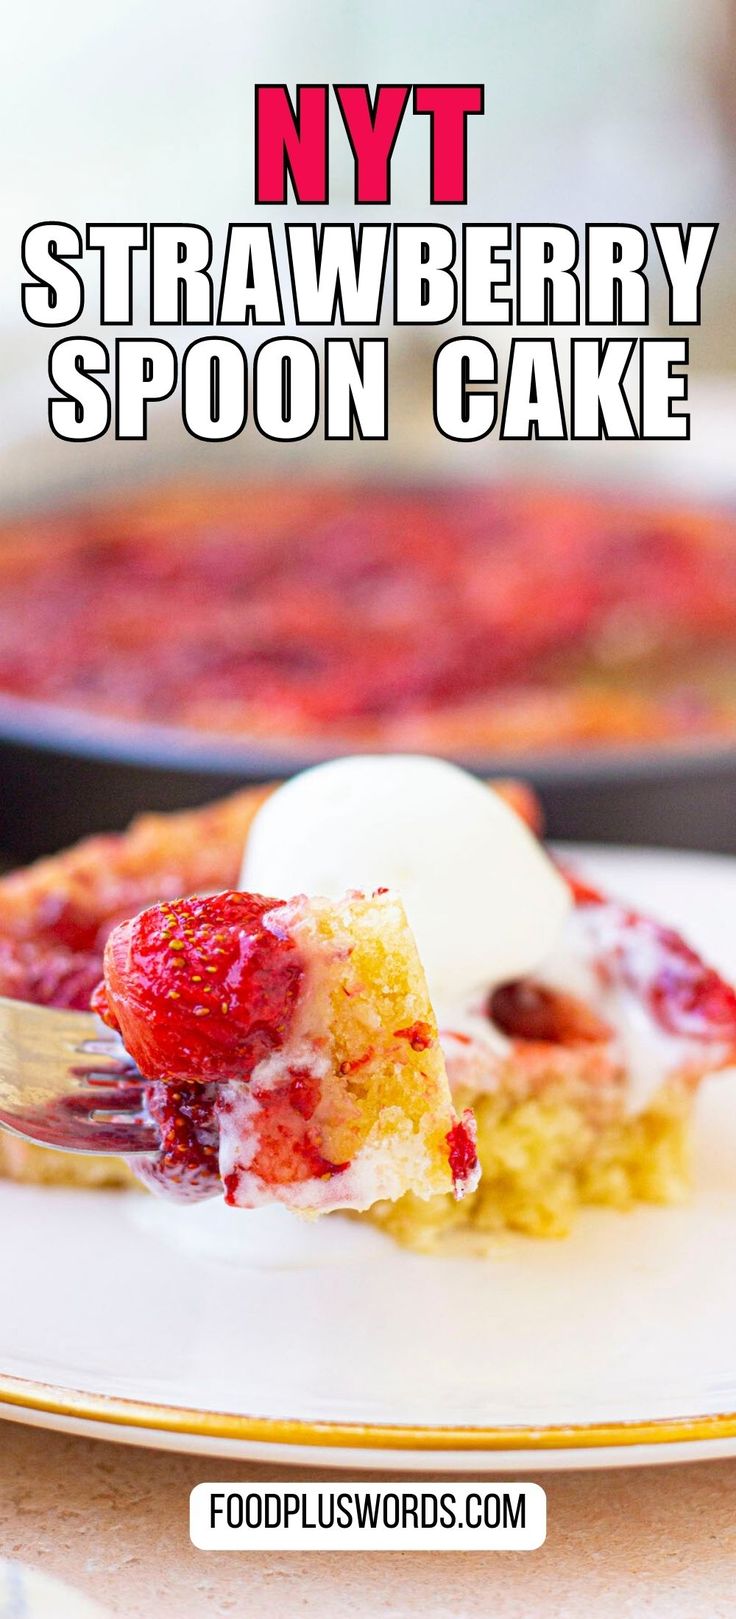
1,696 -> 735,861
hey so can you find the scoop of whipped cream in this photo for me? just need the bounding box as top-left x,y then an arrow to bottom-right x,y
240,754 -> 571,1014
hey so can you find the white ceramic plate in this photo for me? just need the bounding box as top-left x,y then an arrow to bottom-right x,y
2,845 -> 736,1471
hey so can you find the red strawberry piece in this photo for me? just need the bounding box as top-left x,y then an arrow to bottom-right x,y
98,891 -> 304,1084
490,981 -> 611,1045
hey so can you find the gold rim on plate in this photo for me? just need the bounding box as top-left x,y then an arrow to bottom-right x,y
2,1372 -> 736,1451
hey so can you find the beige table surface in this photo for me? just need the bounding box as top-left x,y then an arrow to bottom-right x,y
0,1422 -> 735,1618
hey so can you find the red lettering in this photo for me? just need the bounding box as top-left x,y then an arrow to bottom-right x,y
256,85 -> 328,204
335,85 -> 411,204
413,85 -> 484,204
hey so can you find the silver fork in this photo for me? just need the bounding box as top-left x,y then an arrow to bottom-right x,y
0,995 -> 158,1156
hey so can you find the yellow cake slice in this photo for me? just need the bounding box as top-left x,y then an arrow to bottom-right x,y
95,886 -> 478,1212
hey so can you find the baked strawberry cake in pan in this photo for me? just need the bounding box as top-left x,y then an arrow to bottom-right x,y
0,759 -> 734,1247
2,483 -> 736,758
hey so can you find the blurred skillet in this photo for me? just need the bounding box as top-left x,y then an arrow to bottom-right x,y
1,693 -> 735,860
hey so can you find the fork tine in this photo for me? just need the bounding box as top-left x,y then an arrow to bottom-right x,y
60,1083 -> 147,1114
67,1062 -> 141,1083
0,1105 -> 159,1154
0,994 -> 160,1155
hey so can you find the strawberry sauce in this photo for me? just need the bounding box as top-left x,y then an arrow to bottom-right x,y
445,1112 -> 479,1192
563,874 -> 736,1044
